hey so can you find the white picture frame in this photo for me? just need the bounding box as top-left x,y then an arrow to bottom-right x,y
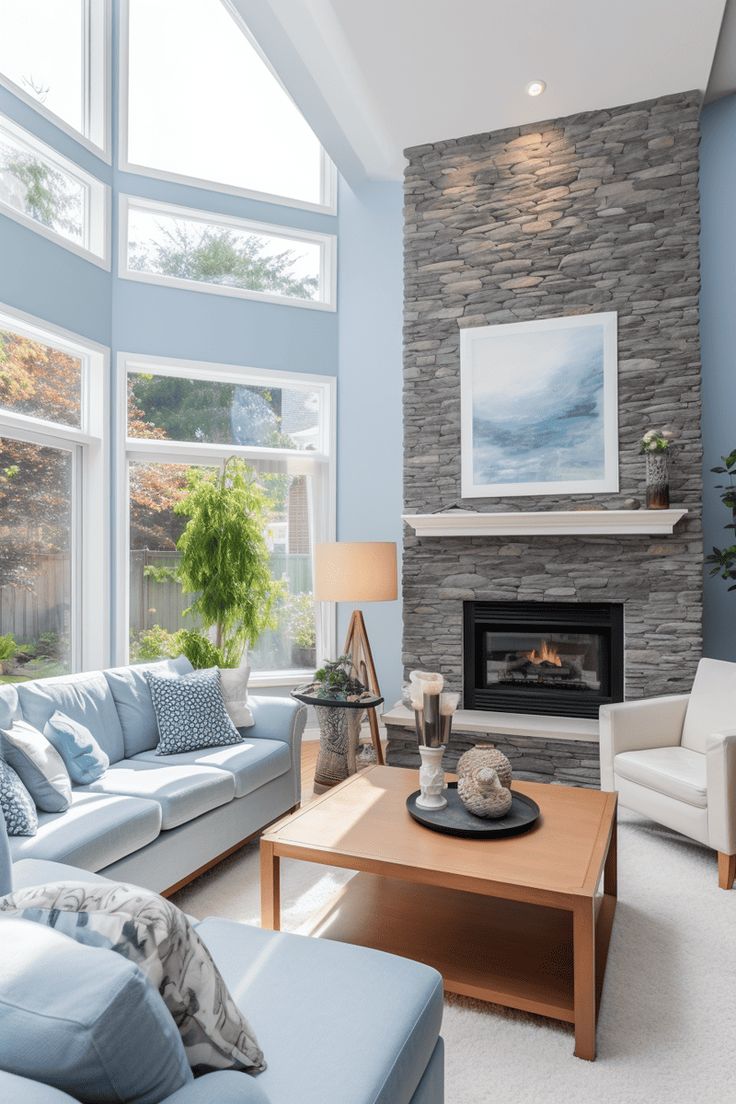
460,312 -> 619,499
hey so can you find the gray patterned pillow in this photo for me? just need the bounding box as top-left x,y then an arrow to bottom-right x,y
146,667 -> 243,755
0,881 -> 265,1075
0,759 -> 38,836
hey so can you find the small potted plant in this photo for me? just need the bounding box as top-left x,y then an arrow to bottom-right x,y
640,428 -> 674,509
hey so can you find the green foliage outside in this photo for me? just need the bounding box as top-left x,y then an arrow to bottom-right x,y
0,632 -> 16,673
705,448 -> 736,592
145,458 -> 283,667
130,222 -> 319,301
4,155 -> 80,238
280,591 -> 316,649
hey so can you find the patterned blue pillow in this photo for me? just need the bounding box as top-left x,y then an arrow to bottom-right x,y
0,759 -> 38,836
145,667 -> 243,756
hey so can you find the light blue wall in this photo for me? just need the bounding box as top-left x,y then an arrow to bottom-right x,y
336,179 -> 404,706
700,94 -> 736,662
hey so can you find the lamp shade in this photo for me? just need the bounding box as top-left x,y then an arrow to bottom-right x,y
314,542 -> 397,603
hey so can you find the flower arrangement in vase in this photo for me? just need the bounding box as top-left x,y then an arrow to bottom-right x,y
640,428 -> 674,509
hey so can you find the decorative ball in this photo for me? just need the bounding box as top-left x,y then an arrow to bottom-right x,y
457,766 -> 513,819
457,744 -> 512,789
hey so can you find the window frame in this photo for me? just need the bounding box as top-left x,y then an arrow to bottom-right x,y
0,0 -> 112,162
118,0 -> 337,215
118,194 -> 336,311
0,111 -> 111,268
0,301 -> 110,673
116,352 -> 337,685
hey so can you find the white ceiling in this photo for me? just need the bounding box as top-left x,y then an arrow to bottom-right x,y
235,0 -> 729,182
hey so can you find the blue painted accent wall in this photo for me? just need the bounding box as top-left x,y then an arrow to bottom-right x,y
336,179 -> 404,706
700,94 -> 736,662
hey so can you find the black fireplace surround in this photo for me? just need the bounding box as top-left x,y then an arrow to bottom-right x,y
463,601 -> 624,719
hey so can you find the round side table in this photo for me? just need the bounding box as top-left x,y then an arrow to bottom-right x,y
291,688 -> 384,791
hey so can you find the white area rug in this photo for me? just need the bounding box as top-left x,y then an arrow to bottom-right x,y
173,808 -> 736,1104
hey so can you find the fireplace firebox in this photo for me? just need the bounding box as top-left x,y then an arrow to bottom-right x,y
463,601 -> 624,719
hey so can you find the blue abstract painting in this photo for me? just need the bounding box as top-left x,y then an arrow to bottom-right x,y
460,313 -> 618,498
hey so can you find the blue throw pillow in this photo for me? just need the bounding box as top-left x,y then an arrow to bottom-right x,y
1,720 -> 72,812
0,760 -> 38,836
43,711 -> 109,785
145,667 -> 243,755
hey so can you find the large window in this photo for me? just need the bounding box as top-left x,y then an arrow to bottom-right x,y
119,355 -> 335,681
0,114 -> 110,267
120,196 -> 335,310
0,305 -> 108,682
0,1 -> 110,157
122,0 -> 335,211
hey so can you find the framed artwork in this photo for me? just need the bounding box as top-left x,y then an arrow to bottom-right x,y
460,312 -> 619,498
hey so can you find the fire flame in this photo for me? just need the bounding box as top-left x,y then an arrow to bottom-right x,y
523,640 -> 562,667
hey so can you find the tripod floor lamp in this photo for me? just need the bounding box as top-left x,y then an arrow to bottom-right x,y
314,541 -> 398,766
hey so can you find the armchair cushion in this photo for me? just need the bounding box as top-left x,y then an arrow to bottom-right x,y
682,657 -> 736,755
614,746 -> 707,808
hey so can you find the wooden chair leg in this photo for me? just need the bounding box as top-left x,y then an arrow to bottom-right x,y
717,851 -> 736,890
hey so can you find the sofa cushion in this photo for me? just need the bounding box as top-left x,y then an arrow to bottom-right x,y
1,882 -> 266,1077
0,683 -> 21,729
104,656 -> 194,759
79,759 -> 235,830
0,917 -> 191,1104
681,657 -> 736,754
146,667 -> 242,755
133,738 -> 291,799
0,1070 -> 80,1103
12,857 -> 111,890
614,746 -> 707,808
8,791 -> 162,869
196,918 -> 444,1104
17,672 -> 125,764
44,711 -> 109,786
0,720 -> 72,812
0,759 -> 38,836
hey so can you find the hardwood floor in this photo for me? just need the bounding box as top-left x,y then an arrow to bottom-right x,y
301,740 -> 319,800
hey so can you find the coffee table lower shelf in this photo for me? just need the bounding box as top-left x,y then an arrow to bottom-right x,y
297,872 -> 615,1031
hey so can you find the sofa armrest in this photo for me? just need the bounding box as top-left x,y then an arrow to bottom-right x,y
599,694 -> 689,791
247,695 -> 307,749
706,730 -> 736,854
162,1070 -> 270,1104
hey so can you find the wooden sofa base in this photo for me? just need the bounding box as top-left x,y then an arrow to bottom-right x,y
718,851 -> 736,890
161,804 -> 300,897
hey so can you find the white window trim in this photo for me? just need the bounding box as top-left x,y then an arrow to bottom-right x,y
0,301 -> 110,671
0,0 -> 112,163
117,0 -> 337,216
0,112 -> 111,269
115,351 -> 337,682
118,194 -> 336,311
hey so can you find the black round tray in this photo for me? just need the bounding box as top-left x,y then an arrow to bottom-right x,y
406,782 -> 540,839
290,687 -> 384,710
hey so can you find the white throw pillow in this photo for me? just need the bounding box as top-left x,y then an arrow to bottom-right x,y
219,665 -> 254,729
0,720 -> 72,812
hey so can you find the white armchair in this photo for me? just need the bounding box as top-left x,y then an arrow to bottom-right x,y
600,658 -> 736,889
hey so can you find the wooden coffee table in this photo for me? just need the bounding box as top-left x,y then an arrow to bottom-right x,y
260,765 -> 617,1060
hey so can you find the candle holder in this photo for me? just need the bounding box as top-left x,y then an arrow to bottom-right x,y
408,673 -> 459,811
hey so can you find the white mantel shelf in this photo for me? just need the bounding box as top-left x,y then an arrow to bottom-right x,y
382,703 -> 598,744
403,508 -> 688,537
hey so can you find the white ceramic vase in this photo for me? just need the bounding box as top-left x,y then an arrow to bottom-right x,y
416,745 -> 447,810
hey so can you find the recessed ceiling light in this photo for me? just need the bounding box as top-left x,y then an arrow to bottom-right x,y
526,80 -> 546,97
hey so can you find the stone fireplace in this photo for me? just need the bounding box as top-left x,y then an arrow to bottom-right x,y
386,91 -> 703,787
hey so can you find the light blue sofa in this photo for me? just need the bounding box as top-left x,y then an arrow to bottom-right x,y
0,657 -> 305,893
0,815 -> 445,1104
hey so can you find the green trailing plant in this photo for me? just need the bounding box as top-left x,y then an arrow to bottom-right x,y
311,655 -> 366,700
145,458 -> 283,667
705,448 -> 736,592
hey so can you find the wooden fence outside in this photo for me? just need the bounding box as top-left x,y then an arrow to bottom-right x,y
0,554 -> 69,643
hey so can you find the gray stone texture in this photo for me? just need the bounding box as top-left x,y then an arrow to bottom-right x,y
400,93 -> 703,759
386,727 -> 600,788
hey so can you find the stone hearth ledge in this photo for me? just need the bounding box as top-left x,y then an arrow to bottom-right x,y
382,702 -> 598,742
403,509 -> 688,538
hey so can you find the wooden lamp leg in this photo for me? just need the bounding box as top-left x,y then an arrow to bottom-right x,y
343,609 -> 384,766
718,851 -> 736,890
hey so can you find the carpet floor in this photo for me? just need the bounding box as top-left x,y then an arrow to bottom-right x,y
173,805 -> 735,1104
